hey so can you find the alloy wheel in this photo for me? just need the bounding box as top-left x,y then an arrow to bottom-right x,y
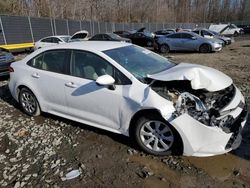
139,120 -> 174,152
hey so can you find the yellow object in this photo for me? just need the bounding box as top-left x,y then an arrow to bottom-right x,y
0,43 -> 34,50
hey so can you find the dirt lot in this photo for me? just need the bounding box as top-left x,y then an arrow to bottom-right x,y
0,37 -> 250,188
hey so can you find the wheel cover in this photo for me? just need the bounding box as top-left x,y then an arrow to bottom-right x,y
147,41 -> 152,46
201,45 -> 209,53
161,45 -> 168,53
20,91 -> 36,114
140,121 -> 174,152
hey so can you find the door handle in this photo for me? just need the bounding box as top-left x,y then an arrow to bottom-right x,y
32,73 -> 40,78
65,82 -> 77,88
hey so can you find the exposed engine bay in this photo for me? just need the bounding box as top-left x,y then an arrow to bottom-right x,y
151,80 -> 237,132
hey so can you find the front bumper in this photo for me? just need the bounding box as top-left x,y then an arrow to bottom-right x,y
170,87 -> 247,156
211,43 -> 222,52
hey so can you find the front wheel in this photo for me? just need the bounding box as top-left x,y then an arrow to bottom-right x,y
199,44 -> 211,53
19,88 -> 41,116
134,115 -> 182,155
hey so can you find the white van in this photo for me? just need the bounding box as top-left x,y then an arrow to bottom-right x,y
209,24 -> 243,36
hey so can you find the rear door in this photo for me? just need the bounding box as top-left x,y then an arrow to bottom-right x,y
180,33 -> 198,51
26,49 -> 71,114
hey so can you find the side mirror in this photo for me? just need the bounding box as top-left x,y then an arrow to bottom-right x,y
96,75 -> 115,90
191,36 -> 197,40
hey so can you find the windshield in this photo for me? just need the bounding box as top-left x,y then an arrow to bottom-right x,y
210,30 -> 220,36
108,33 -> 121,39
103,45 -> 175,81
60,36 -> 71,42
143,31 -> 154,37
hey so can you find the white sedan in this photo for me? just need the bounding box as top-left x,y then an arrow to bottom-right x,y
34,35 -> 71,50
8,42 -> 247,156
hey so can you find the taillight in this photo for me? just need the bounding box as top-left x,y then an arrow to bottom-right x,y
8,66 -> 14,72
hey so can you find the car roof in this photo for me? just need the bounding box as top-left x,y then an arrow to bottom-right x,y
41,41 -> 132,52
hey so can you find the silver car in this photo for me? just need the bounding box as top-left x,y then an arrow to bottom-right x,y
155,32 -> 223,53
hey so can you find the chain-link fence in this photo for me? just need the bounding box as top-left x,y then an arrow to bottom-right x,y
0,15 -> 212,45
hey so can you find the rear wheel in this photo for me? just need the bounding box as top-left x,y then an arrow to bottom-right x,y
146,41 -> 153,47
199,44 -> 211,53
19,88 -> 41,116
134,115 -> 182,156
159,44 -> 170,53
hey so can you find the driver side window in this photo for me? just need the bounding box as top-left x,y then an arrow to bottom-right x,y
71,50 -> 131,85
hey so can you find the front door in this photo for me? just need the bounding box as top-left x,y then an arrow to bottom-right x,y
64,50 -> 133,130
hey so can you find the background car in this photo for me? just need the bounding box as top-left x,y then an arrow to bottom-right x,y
0,47 -> 15,76
9,42 -> 247,157
127,27 -> 155,47
89,33 -> 131,43
113,30 -> 135,38
193,28 -> 232,45
155,32 -> 223,53
34,35 -> 71,50
69,30 -> 89,42
154,29 -> 176,36
209,24 -> 243,36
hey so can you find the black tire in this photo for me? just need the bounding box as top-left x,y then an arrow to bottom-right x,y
134,114 -> 182,156
199,44 -> 211,53
19,88 -> 41,116
159,44 -> 170,53
146,41 -> 153,47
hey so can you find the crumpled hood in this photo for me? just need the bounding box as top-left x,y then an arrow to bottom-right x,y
148,63 -> 233,92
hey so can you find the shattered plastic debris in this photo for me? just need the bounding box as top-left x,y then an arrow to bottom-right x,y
61,169 -> 81,181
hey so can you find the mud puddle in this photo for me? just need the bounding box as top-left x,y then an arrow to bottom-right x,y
185,154 -> 250,182
129,155 -> 198,188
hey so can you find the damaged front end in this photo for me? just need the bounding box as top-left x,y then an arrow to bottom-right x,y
151,80 -> 248,156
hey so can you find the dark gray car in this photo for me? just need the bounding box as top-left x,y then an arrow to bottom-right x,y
89,33 -> 131,43
154,32 -> 223,53
0,48 -> 15,76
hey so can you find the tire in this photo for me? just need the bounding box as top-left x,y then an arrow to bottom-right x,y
199,44 -> 211,53
134,114 -> 182,156
19,88 -> 41,116
146,41 -> 153,47
159,44 -> 170,53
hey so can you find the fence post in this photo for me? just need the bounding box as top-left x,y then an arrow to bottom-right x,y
98,21 -> 100,33
50,18 -> 54,35
66,20 -> 70,35
0,16 -> 7,45
53,18 -> 57,35
28,16 -> 34,43
79,20 -> 82,30
89,21 -> 92,36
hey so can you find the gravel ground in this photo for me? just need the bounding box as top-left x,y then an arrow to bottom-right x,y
0,37 -> 250,188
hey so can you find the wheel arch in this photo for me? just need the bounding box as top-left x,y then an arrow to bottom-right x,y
128,108 -> 184,155
17,85 -> 42,111
199,43 -> 211,52
159,43 -> 170,53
